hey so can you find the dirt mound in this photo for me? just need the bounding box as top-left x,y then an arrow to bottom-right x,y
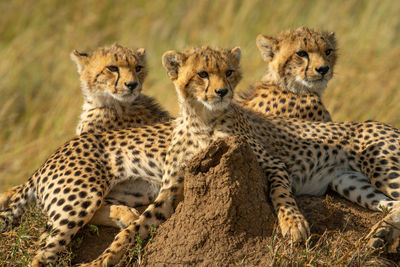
143,136 -> 275,266
141,136 -> 398,266
2,136 -> 396,266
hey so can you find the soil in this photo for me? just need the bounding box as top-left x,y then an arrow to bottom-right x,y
70,136 -> 399,266
143,136 -> 274,266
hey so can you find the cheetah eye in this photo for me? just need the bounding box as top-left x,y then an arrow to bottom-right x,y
296,50 -> 308,58
135,66 -> 143,73
325,49 -> 333,56
226,70 -> 233,78
197,71 -> 209,79
106,65 -> 119,72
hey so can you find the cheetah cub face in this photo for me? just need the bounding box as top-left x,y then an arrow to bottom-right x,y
71,43 -> 146,103
162,47 -> 242,111
257,26 -> 337,96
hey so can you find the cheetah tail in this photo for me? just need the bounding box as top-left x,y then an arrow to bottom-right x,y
0,184 -> 24,210
0,179 -> 36,232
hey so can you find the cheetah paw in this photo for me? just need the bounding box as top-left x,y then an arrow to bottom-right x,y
367,208 -> 400,253
279,214 -> 310,242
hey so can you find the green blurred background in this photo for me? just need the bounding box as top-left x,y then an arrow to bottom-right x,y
1,0 -> 400,190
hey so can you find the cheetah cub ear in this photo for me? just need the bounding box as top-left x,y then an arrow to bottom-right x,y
256,34 -> 278,62
70,50 -> 90,74
326,31 -> 337,48
230,46 -> 242,62
162,50 -> 186,80
136,48 -> 146,59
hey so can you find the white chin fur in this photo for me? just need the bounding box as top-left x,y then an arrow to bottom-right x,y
294,77 -> 327,94
295,77 -> 313,88
108,91 -> 139,103
196,97 -> 229,111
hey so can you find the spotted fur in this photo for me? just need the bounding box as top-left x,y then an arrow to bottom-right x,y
238,27 -> 336,122
86,47 -> 400,266
0,44 -> 172,232
71,43 -> 171,135
2,46 -> 400,266
0,120 -> 173,266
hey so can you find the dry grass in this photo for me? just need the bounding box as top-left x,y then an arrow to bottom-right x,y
0,204 -> 73,266
0,206 -> 399,267
1,206 -> 397,266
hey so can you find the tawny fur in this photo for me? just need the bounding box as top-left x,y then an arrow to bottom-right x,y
71,43 -> 171,135
238,27 -> 336,122
0,43 -> 171,219
84,47 -> 400,266
1,46 -> 399,267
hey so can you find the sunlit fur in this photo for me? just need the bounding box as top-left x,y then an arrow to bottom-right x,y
70,44 -> 170,135
163,46 -> 242,112
257,26 -> 337,96
71,43 -> 147,104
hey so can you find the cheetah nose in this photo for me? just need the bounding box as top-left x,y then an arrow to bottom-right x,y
215,88 -> 228,98
315,66 -> 329,76
125,81 -> 138,91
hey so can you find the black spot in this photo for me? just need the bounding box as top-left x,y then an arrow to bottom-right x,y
134,224 -> 140,232
74,179 -> 84,185
154,201 -> 163,208
63,205 -> 73,212
155,212 -> 166,221
68,221 -> 76,229
391,192 -> 400,198
60,219 -> 69,225
81,201 -> 91,209
366,193 -> 375,199
343,189 -> 349,197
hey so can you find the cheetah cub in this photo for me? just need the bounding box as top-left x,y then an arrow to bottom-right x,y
71,43 -> 171,135
89,46 -> 400,265
0,118 -> 173,265
0,43 -> 171,219
239,27 -> 336,122
83,46 -> 243,266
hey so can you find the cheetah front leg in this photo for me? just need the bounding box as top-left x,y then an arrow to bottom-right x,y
89,203 -> 141,229
80,170 -> 184,266
0,184 -> 23,210
260,155 -> 310,242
